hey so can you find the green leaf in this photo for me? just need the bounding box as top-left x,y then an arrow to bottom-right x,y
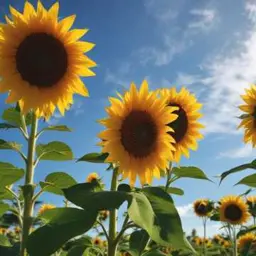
0,123 -> 17,130
0,162 -> 24,188
0,202 -> 10,218
67,246 -> 86,256
0,234 -> 11,247
0,139 -> 22,151
0,189 -> 14,200
0,243 -> 20,256
220,160 -> 256,184
142,249 -> 166,256
237,225 -> 256,238
2,108 -> 22,127
159,186 -> 184,196
40,172 -> 77,196
129,230 -> 149,256
36,141 -> 73,161
128,187 -> 195,252
63,183 -> 130,211
236,173 -> 256,187
77,152 -> 109,163
27,208 -> 98,256
43,125 -> 72,132
172,166 -> 212,182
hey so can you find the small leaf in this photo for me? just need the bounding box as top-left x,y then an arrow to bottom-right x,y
172,166 -> 212,182
43,125 -> 72,132
40,172 -> 77,196
129,230 -> 149,256
0,202 -> 10,218
159,186 -> 184,196
0,139 -> 22,151
0,235 -> 11,247
36,141 -> 73,161
77,152 -> 109,163
0,162 -> 24,188
27,208 -> 98,256
0,123 -> 17,130
0,189 -> 14,200
220,160 -> 256,184
142,250 -> 166,256
236,173 -> 256,187
2,108 -> 22,127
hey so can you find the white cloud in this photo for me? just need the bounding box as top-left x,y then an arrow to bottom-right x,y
177,203 -> 193,218
218,144 -> 256,159
175,72 -> 202,86
245,1 -> 256,23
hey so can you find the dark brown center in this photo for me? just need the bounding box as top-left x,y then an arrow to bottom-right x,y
195,202 -> 208,215
16,33 -> 68,87
120,110 -> 157,158
224,204 -> 243,221
168,103 -> 188,143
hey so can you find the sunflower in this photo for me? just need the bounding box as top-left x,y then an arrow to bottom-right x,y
98,80 -> 178,185
0,228 -> 7,235
193,199 -> 213,217
238,85 -> 256,146
86,172 -> 99,183
213,235 -> 223,244
92,237 -> 102,247
38,204 -> 56,215
222,240 -> 231,248
158,87 -> 204,162
219,196 -> 250,225
14,226 -> 21,234
99,210 -> 109,221
237,233 -> 256,251
246,196 -> 256,217
0,1 -> 96,119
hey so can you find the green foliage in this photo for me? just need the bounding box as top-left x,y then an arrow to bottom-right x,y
0,162 -> 24,188
41,125 -> 72,132
128,230 -> 149,256
0,202 -> 10,218
236,173 -> 256,187
2,107 -> 31,127
77,152 -> 109,163
141,249 -> 166,255
0,234 -> 11,247
159,186 -> 184,196
0,123 -> 17,130
36,141 -> 73,161
0,140 -> 22,151
40,172 -> 77,196
27,208 -> 98,256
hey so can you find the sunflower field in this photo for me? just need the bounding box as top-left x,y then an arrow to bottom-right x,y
0,1 -> 255,256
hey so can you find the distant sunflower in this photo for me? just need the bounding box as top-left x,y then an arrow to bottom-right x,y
158,87 -> 204,162
213,235 -> 223,244
86,172 -> 99,183
0,1 -> 96,119
238,233 -> 256,251
219,196 -> 250,225
223,240 -> 231,248
193,199 -> 213,217
238,85 -> 256,146
92,237 -> 102,247
98,80 -> 178,185
38,204 -> 56,215
0,228 -> 7,235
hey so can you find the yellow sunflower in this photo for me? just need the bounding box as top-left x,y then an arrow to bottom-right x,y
237,233 -> 256,251
92,237 -> 102,247
38,204 -> 56,215
193,199 -> 213,217
0,1 -> 96,119
0,228 -> 7,235
98,80 -> 178,186
99,210 -> 109,221
86,172 -> 99,183
158,87 -> 204,162
238,85 -> 256,146
219,196 -> 250,225
212,235 -> 223,244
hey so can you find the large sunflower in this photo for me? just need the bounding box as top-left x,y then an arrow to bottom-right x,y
98,80 -> 178,185
238,85 -> 256,146
193,199 -> 213,217
237,233 -> 256,251
159,87 -> 204,162
219,196 -> 250,225
0,1 -> 96,119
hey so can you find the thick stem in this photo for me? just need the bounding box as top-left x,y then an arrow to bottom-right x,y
233,226 -> 237,256
20,113 -> 38,256
203,218 -> 207,256
108,168 -> 119,256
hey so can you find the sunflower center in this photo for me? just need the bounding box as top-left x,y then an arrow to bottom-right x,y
120,110 -> 157,158
224,204 -> 243,221
196,203 -> 208,215
16,33 -> 68,87
168,103 -> 188,143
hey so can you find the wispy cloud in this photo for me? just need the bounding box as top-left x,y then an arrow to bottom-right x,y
177,203 -> 193,218
218,144 -> 256,159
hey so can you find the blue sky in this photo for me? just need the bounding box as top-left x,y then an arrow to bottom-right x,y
0,0 -> 256,237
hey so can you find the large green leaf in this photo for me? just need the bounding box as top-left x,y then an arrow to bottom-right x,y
2,108 -> 22,127
0,123 -> 17,130
36,141 -> 73,161
219,160 -> 256,184
0,139 -> 22,151
159,186 -> 184,196
236,173 -> 256,187
0,189 -> 14,200
40,172 -> 77,196
129,230 -> 149,256
63,183 -> 130,211
0,243 -> 20,256
142,249 -> 166,256
27,208 -> 98,256
42,125 -> 72,132
77,152 -> 109,163
172,166 -> 211,181
128,187 -> 195,252
0,202 -> 10,218
0,162 -> 24,188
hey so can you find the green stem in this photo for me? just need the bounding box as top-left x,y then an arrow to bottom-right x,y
233,226 -> 237,256
20,113 -> 38,256
203,218 -> 207,256
108,168 -> 119,256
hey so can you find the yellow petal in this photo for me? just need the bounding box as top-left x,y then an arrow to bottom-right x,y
58,15 -> 76,33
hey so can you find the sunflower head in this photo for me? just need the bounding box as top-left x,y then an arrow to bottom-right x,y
92,237 -> 102,247
86,172 -> 99,183
238,233 -> 256,252
98,80 -> 179,186
0,228 -> 7,235
193,199 -> 214,217
219,196 -> 250,225
246,196 -> 256,217
223,240 -> 231,248
14,226 -> 21,234
99,210 -> 109,221
238,85 -> 256,146
0,1 -> 96,119
38,204 -> 56,215
213,235 -> 223,244
158,87 -> 204,162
